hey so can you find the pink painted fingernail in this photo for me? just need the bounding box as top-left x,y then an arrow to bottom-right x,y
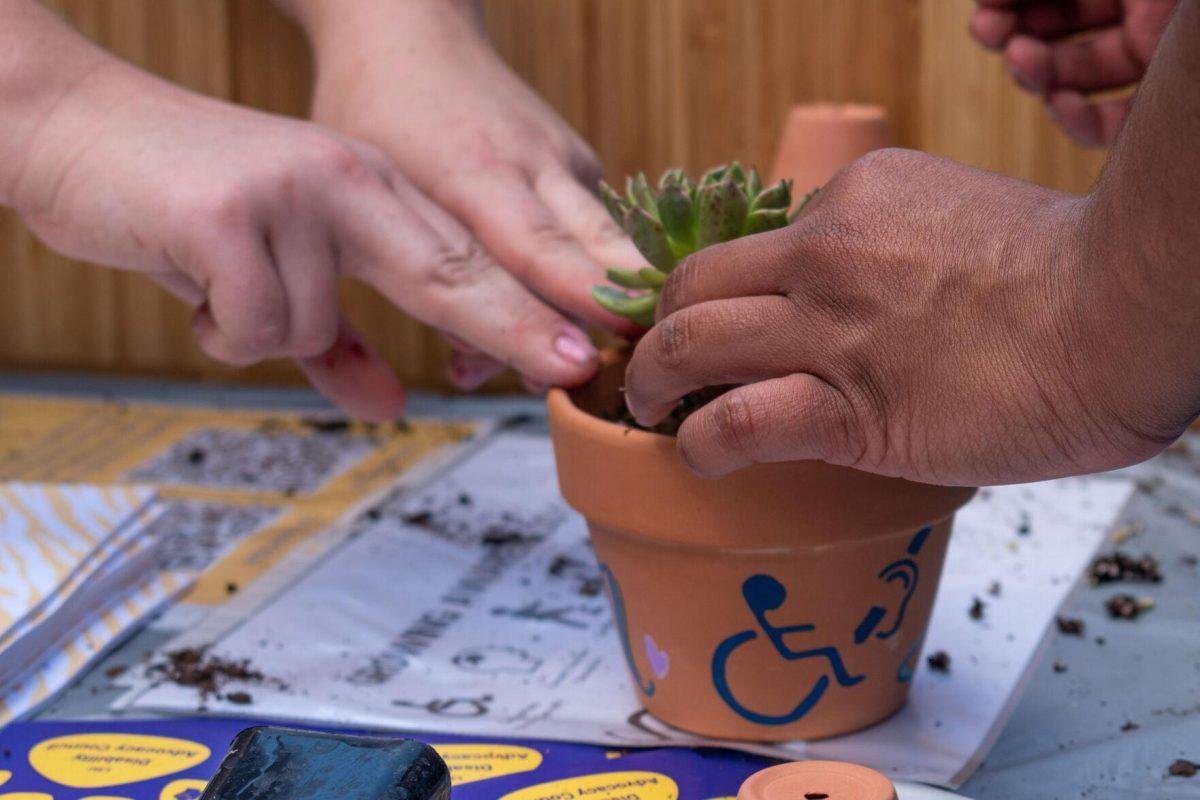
554,328 -> 598,366
449,361 -> 491,391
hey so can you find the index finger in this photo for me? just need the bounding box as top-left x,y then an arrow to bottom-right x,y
656,224 -> 796,321
335,180 -> 601,388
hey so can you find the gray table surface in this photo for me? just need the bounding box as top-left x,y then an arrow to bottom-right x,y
5,371 -> 1198,800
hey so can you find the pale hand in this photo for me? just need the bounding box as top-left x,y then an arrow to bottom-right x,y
10,62 -> 601,419
298,0 -> 646,390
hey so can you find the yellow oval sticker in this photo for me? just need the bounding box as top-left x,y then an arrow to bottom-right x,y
0,794 -> 54,800
431,745 -> 542,786
158,779 -> 207,800
29,734 -> 210,789
0,772 -> 10,788
500,771 -> 678,800
80,796 -> 136,800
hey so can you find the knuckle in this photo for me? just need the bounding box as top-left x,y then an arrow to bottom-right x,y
527,220 -> 579,252
427,241 -> 493,290
823,147 -> 921,206
654,309 -> 695,370
188,186 -> 254,235
307,133 -> 373,184
710,391 -> 758,456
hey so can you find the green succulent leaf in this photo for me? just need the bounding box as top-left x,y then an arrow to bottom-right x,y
627,173 -> 658,218
591,286 -> 658,327
698,164 -> 728,188
623,206 -> 677,272
637,267 -> 667,288
746,168 -> 762,199
695,176 -> 749,248
594,165 -> 822,328
658,168 -> 686,191
656,183 -> 695,253
743,208 -> 789,236
599,181 -> 628,226
750,179 -> 793,212
606,267 -> 655,289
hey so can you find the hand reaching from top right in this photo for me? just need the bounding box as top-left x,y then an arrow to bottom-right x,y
970,0 -> 1177,146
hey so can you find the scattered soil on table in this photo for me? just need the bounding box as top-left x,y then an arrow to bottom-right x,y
987,581 -> 1002,597
104,664 -> 128,679
603,385 -> 734,436
480,526 -> 540,548
225,690 -> 253,705
1183,554 -> 1199,568
1168,759 -> 1198,778
926,651 -> 951,673
1089,551 -> 1163,585
547,554 -> 604,597
301,417 -> 352,434
402,509 -> 435,527
1105,594 -> 1155,620
147,647 -> 271,701
1052,660 -> 1068,674
804,794 -> 829,800
1056,616 -> 1085,636
969,597 -> 986,621
225,582 -> 238,595
1121,720 -> 1140,732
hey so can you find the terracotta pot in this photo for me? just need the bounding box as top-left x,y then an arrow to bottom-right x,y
738,761 -> 897,800
546,351 -> 975,741
768,103 -> 894,194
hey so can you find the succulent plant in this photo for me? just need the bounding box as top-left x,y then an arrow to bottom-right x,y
593,163 -> 813,326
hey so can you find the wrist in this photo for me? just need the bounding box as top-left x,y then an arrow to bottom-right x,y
0,2 -> 114,206
1071,188 -> 1200,444
282,0 -> 486,67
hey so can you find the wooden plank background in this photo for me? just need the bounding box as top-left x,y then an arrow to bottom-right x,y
0,0 -> 1109,392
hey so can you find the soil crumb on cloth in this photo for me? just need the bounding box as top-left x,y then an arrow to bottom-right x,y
146,646 -> 280,701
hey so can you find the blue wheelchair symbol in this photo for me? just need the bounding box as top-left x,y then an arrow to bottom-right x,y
712,574 -> 865,726
711,525 -> 933,725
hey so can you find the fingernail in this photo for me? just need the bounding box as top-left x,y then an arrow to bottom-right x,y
449,361 -> 491,391
554,328 -> 598,366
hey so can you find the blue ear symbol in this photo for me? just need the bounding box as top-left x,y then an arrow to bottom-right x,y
907,525 -> 932,556
853,526 -> 932,644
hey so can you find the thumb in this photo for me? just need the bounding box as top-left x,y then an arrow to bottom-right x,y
297,317 -> 407,422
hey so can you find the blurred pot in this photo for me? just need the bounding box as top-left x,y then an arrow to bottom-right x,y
769,103 -> 894,195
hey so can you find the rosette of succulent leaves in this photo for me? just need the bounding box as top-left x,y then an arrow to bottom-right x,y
593,163 -> 814,327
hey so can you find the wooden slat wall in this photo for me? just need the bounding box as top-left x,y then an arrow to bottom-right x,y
0,0 -> 1109,391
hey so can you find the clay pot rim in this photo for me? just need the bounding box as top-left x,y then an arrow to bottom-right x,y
547,384 -> 670,449
591,511 -> 957,556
